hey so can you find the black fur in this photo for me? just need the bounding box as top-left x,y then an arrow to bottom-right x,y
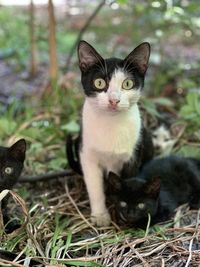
66,134 -> 82,175
0,139 -> 26,191
110,156 -> 200,227
0,139 -> 26,230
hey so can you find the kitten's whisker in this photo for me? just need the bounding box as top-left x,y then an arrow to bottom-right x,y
123,59 -> 129,71
119,212 -> 127,222
124,66 -> 137,73
124,61 -> 135,73
123,58 -> 133,72
94,62 -> 105,73
91,51 -> 106,74
104,60 -> 108,77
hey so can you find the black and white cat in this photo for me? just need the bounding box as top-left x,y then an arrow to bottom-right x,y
0,139 -> 26,227
109,156 -> 200,227
75,40 -> 152,226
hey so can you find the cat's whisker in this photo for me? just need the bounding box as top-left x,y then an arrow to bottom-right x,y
104,60 -> 108,77
94,62 -> 105,74
123,59 -> 133,72
91,51 -> 106,74
123,60 -> 129,72
119,212 -> 127,222
124,65 -> 137,73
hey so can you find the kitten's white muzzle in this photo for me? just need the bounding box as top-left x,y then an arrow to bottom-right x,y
108,91 -> 121,109
108,99 -> 120,110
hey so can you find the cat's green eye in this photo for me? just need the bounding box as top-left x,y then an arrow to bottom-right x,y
137,203 -> 145,210
122,79 -> 135,90
120,201 -> 127,208
4,167 -> 13,175
94,78 -> 106,90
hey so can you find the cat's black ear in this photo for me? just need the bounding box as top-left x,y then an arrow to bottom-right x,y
78,40 -> 104,72
108,172 -> 122,192
8,139 -> 26,162
124,42 -> 150,74
144,177 -> 160,199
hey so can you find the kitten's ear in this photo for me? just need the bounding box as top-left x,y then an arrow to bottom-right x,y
124,42 -> 150,74
108,172 -> 122,192
8,139 -> 26,162
144,177 -> 160,199
78,40 -> 104,72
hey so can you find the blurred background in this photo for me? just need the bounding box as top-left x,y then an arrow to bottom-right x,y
0,0 -> 200,174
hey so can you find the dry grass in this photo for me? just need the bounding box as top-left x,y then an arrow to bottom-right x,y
0,175 -> 200,267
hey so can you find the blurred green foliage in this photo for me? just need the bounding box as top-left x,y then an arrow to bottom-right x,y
179,91 -> 200,145
180,92 -> 200,123
0,7 -> 77,68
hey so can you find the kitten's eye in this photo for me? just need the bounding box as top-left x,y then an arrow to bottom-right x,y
137,203 -> 145,210
122,79 -> 134,90
94,78 -> 106,90
4,167 -> 13,175
120,201 -> 127,208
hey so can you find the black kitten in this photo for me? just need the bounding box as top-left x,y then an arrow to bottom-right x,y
0,139 -> 26,228
110,156 -> 200,227
0,139 -> 26,191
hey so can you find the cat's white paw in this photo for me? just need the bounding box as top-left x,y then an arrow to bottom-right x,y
91,211 -> 111,227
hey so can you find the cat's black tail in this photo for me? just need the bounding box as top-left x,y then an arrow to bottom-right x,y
66,134 -> 82,175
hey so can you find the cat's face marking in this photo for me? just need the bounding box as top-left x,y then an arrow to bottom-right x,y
78,40 -> 150,113
0,139 -> 26,191
89,69 -> 142,112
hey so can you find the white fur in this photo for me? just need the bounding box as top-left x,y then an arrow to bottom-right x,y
88,69 -> 141,112
80,69 -> 142,226
153,125 -> 175,156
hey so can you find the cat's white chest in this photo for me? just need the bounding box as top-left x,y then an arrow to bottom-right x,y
81,100 -> 141,173
97,151 -> 131,174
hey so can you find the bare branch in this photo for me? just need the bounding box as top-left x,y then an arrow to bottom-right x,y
48,0 -> 58,81
19,170 -> 75,183
65,0 -> 107,71
29,0 -> 37,77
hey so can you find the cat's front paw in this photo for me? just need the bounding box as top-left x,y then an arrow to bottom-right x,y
91,211 -> 111,227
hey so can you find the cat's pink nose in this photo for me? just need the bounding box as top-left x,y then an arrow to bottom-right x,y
109,99 -> 120,106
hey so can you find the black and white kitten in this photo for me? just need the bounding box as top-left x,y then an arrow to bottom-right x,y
76,40 -> 152,226
110,156 -> 200,227
152,125 -> 175,156
0,139 -> 26,225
